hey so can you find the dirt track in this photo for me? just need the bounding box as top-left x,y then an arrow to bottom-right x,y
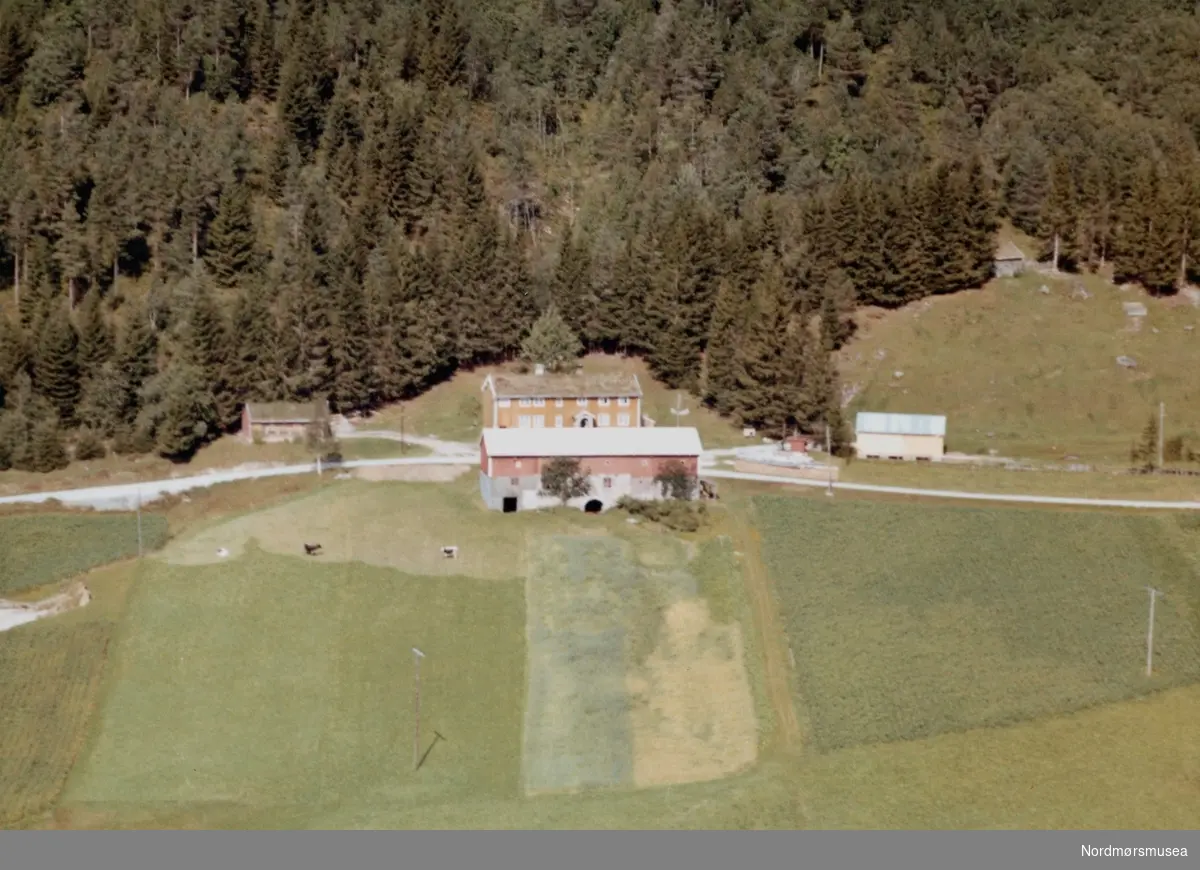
731,505 -> 802,753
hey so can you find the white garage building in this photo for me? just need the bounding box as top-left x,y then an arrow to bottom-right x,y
854,412 -> 947,461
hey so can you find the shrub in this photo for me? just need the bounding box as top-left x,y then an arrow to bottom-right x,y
616,496 -> 707,532
112,425 -> 155,456
74,428 -> 107,461
28,419 -> 69,472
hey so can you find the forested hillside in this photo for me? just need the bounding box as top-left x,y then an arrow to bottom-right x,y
0,0 -> 1199,469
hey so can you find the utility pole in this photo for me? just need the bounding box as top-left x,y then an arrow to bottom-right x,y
412,647 -> 425,770
136,488 -> 143,558
400,402 -> 406,455
825,424 -> 834,497
1158,401 -> 1165,468
1145,587 -> 1163,677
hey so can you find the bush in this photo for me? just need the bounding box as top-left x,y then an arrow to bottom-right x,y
112,426 -> 155,456
74,428 -> 107,461
28,420 -> 69,473
616,496 -> 707,532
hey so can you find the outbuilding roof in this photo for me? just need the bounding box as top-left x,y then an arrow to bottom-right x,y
483,372 -> 643,399
995,240 -> 1026,261
481,426 -> 702,458
245,399 -> 330,424
855,412 -> 947,437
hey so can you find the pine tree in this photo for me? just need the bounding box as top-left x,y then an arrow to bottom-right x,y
1041,154 -> 1078,270
228,286 -> 282,403
330,265 -> 374,413
551,231 -> 596,343
704,270 -> 750,414
34,304 -> 80,426
185,277 -> 236,429
74,291 -> 113,379
820,269 -> 855,352
150,361 -> 220,462
730,268 -> 791,432
520,303 -> 582,373
207,178 -> 257,286
113,300 -> 159,419
28,416 -> 68,472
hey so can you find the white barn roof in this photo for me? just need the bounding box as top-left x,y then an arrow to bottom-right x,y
482,427 -> 703,458
855,412 -> 947,437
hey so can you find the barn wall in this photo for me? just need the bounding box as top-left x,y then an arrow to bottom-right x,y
855,433 -> 944,460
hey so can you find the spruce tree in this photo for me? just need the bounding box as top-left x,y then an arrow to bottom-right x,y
75,291 -> 113,379
185,278 -> 236,429
704,271 -> 750,415
730,268 -> 790,433
820,269 -> 856,352
28,416 -> 68,472
520,304 -> 583,373
207,178 -> 257,286
114,300 -> 159,419
551,232 -> 596,343
330,265 -> 374,413
229,286 -> 282,402
152,361 -> 220,462
34,304 -> 80,426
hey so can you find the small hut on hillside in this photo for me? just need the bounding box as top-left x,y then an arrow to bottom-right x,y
241,399 -> 330,444
994,241 -> 1027,278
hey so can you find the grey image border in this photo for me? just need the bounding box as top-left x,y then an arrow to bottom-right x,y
0,831 -> 1195,870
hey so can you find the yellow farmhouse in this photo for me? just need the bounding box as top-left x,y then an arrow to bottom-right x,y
481,371 -> 645,429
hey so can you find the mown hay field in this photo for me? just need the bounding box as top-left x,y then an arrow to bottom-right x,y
755,496 -> 1200,752
64,547 -> 525,810
0,513 -> 169,596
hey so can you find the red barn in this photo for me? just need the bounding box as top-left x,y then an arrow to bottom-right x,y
479,427 -> 703,513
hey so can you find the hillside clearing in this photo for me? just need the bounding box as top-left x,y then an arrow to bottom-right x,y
839,271 -> 1200,463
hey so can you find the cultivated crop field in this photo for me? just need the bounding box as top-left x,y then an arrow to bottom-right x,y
754,496 -> 1200,752
0,513 -> 169,596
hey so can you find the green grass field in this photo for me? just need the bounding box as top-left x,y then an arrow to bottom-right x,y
839,270 -> 1200,463
8,475 -> 1200,829
754,496 -> 1200,752
0,513 -> 169,596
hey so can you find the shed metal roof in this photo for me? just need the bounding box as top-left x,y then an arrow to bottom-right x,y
855,412 -> 947,437
995,240 -> 1026,261
483,372 -> 643,399
481,426 -> 702,458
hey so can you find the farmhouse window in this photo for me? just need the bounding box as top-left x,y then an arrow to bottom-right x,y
641,459 -> 649,466
515,461 -> 523,469
554,415 -> 563,427
598,414 -> 610,426
533,416 -> 545,428
617,414 -> 630,427
518,416 -> 532,428
498,398 -> 511,408
577,398 -> 588,406
519,398 -> 532,407
603,477 -> 613,488
555,398 -> 564,408
617,397 -> 630,406
533,398 -> 546,407
598,397 -> 610,406
510,478 -> 519,485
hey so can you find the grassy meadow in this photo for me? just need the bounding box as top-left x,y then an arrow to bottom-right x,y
838,269 -> 1200,464
5,471 -> 1200,829
754,495 -> 1200,752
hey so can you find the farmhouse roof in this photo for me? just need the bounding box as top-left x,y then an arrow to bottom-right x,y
483,371 -> 643,399
855,412 -> 947,437
481,426 -> 702,458
245,399 -> 330,424
995,240 -> 1026,261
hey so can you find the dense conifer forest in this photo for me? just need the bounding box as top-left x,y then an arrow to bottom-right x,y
0,0 -> 1199,468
